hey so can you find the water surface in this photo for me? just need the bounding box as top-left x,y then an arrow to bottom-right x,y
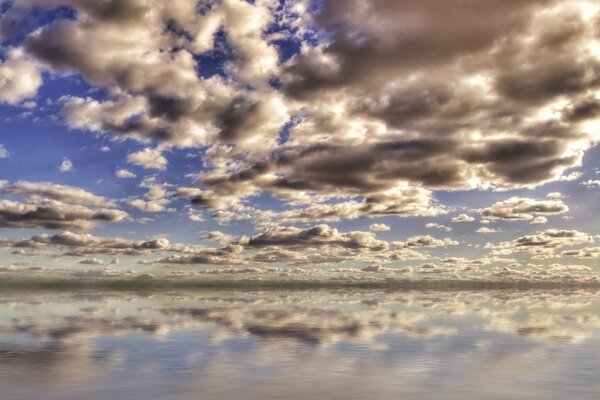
1,288 -> 599,399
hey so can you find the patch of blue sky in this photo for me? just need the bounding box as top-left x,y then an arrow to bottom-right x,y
0,3 -> 76,47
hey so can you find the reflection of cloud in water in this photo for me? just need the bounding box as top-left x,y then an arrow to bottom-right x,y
1,289 -> 600,344
1,289 -> 600,399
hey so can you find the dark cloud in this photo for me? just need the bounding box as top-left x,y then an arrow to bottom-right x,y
283,0 -> 551,97
0,199 -> 127,230
563,97 -> 600,122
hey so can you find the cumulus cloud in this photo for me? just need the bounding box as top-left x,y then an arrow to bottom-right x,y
201,231 -> 235,245
244,224 -> 389,251
477,227 -> 499,234
489,229 -> 594,258
115,169 -> 136,179
10,230 -> 205,258
425,223 -> 452,232
547,192 -> 564,199
1,0 -> 600,272
562,247 -> 600,259
0,181 -> 126,230
126,148 -> 167,170
0,48 -> 41,104
452,214 -> 475,223
400,235 -> 459,248
3,181 -> 115,207
0,199 -> 127,230
128,177 -> 173,212
369,223 -> 390,232
0,0 -> 596,223
10,0 -> 287,149
1,222 -> 432,266
481,197 -> 569,221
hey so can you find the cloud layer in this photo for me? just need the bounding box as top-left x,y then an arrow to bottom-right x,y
0,1 -> 599,275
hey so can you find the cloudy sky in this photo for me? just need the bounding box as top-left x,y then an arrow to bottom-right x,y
1,0 -> 600,279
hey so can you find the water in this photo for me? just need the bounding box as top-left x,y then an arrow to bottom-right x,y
1,288 -> 599,399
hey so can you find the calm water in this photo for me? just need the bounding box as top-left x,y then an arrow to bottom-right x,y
1,288 -> 600,399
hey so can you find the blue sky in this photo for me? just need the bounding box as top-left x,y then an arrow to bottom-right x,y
1,0 -> 600,280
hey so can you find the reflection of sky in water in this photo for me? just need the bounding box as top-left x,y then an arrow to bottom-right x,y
1,290 -> 600,399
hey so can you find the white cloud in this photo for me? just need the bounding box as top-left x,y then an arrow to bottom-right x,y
3,181 -> 115,207
115,169 -> 136,179
79,257 -> 105,265
425,222 -> 452,232
547,192 -> 564,199
481,197 -> 569,221
0,49 -> 41,104
581,180 -> 600,188
369,223 -> 390,232
59,158 -> 73,172
0,144 -> 9,159
452,214 -> 475,223
126,148 -> 167,170
559,171 -> 583,182
128,178 -> 173,213
489,229 -> 594,258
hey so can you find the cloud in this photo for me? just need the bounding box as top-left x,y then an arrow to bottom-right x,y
201,231 -> 235,245
477,227 -> 499,234
0,199 -> 127,230
0,145 -> 9,159
126,148 -> 167,170
369,223 -> 390,232
3,181 -> 115,207
146,250 -> 244,266
425,223 -> 452,232
481,197 -> 569,221
0,222 -> 430,266
581,180 -> 600,188
0,48 -> 41,104
12,0 -> 286,148
489,229 -> 594,258
256,188 -> 446,223
245,224 -> 389,251
547,192 -> 564,199
115,169 -> 136,179
3,0 -> 597,214
562,247 -> 600,259
400,235 -> 459,248
127,177 -> 173,212
79,257 -> 105,265
452,214 -> 475,223
0,0 -> 600,273
0,181 -> 127,230
10,230 -> 219,258
58,158 -> 73,172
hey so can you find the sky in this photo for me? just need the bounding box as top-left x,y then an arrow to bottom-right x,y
1,0 -> 600,280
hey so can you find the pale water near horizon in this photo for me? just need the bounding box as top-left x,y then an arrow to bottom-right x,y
1,288 -> 599,400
